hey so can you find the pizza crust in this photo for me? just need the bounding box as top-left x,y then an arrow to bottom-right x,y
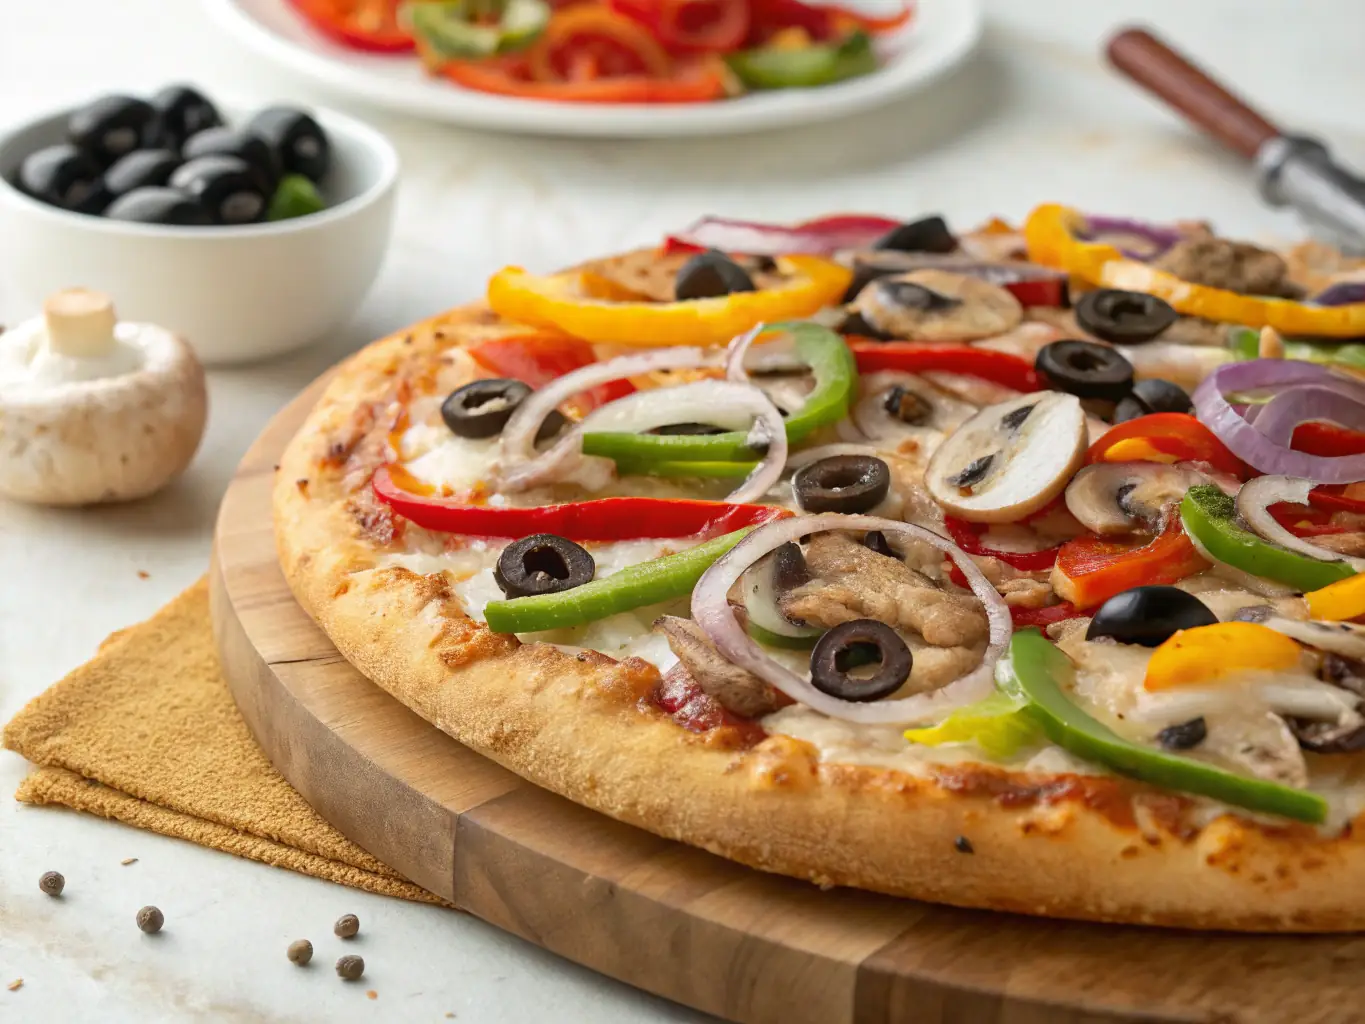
274,293 -> 1365,933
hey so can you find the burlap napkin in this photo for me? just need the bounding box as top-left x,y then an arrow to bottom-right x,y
3,577 -> 445,905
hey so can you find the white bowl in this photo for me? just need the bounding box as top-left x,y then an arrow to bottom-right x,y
0,102 -> 398,364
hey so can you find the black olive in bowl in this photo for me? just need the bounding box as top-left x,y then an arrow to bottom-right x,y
103,149 -> 181,200
169,156 -> 269,226
182,127 -> 280,194
247,106 -> 331,183
150,85 -> 223,150
105,187 -> 213,226
16,144 -> 109,213
68,95 -> 159,167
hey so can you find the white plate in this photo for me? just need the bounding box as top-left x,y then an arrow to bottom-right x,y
205,0 -> 982,138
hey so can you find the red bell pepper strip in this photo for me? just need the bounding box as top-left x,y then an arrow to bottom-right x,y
528,3 -> 672,80
1084,413 -> 1246,479
609,0 -> 751,53
943,516 -> 1062,572
286,0 -> 414,52
662,213 -> 903,256
1053,514 -> 1209,609
1292,421 -> 1365,458
467,333 -> 634,415
373,465 -> 790,539
847,342 -> 1041,392
746,0 -> 911,44
439,54 -> 730,102
1010,602 -> 1083,628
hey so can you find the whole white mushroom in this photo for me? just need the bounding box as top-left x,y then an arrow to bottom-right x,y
0,288 -> 207,505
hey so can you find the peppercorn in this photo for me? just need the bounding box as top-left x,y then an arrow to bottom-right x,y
334,913 -> 359,939
287,939 -> 313,966
136,906 -> 164,933
39,871 -> 65,897
336,955 -> 365,981
954,836 -> 975,854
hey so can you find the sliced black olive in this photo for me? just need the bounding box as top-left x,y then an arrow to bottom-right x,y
104,187 -> 213,226
247,106 -> 331,182
1288,717 -> 1365,754
1112,378 -> 1193,423
149,84 -> 223,149
648,423 -> 727,436
439,378 -> 565,440
771,541 -> 811,592
169,156 -> 269,225
810,619 -> 912,702
872,215 -> 957,254
882,384 -> 933,425
1156,716 -> 1207,750
493,534 -> 595,600
874,279 -> 961,313
68,95 -> 159,166
862,531 -> 899,559
182,127 -> 281,193
1035,340 -> 1134,402
1086,586 -> 1217,648
946,454 -> 993,488
103,149 -> 181,198
15,144 -> 109,213
675,249 -> 756,301
1075,288 -> 1178,345
793,455 -> 891,514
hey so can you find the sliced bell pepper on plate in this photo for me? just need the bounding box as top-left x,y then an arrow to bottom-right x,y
526,2 -> 671,79
373,464 -> 790,539
1001,629 -> 1327,823
484,527 -> 752,632
286,0 -> 413,51
1052,512 -> 1209,609
466,332 -> 634,415
1084,413 -> 1245,478
726,30 -> 877,89
609,0 -> 751,52
487,255 -> 851,346
438,52 -> 732,101
845,342 -> 1041,392
746,0 -> 910,44
409,0 -> 550,59
1143,621 -> 1304,691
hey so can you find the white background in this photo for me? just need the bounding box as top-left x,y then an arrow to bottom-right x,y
2,1 -> 1362,1021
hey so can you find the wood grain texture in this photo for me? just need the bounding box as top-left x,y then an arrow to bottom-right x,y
211,379 -> 1365,1024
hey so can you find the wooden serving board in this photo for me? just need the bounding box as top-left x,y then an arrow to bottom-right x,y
211,380 -> 1364,1024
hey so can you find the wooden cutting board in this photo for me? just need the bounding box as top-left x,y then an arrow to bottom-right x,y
210,379 -> 1364,1024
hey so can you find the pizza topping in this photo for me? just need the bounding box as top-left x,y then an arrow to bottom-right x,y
1033,340 -> 1134,403
1155,716 -> 1207,750
792,455 -> 890,514
1000,628 -> 1329,823
1072,289 -> 1178,345
1112,378 -> 1192,423
871,216 -> 958,254
1180,483 -> 1357,592
849,372 -> 976,449
741,543 -> 823,648
1305,572 -> 1365,622
926,392 -> 1087,523
1236,476 -> 1365,574
662,213 -> 903,257
691,513 -> 1011,725
1053,509 -> 1209,609
1150,237 -> 1293,297
1084,586 -> 1218,648
1065,461 -> 1211,536
493,533 -> 596,599
903,689 -> 1040,758
440,378 -> 565,441
1086,412 -> 1245,478
653,616 -> 783,718
850,270 -> 1023,343
809,620 -> 912,702
674,250 -> 757,300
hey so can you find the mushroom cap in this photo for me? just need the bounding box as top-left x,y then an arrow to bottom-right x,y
852,269 -> 1023,343
0,316 -> 207,506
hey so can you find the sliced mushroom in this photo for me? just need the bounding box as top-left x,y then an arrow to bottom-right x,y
653,615 -> 782,719
850,269 -> 1022,342
1202,710 -> 1309,789
851,371 -> 976,451
1064,462 -> 1211,536
925,392 -> 1087,523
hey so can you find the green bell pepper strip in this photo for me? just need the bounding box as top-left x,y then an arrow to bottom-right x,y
611,458 -> 758,480
580,322 -> 857,470
1180,484 -> 1355,592
484,528 -> 750,634
725,31 -> 879,90
408,0 -> 550,60
903,690 -> 1041,759
1229,325 -> 1365,370
1001,629 -> 1328,824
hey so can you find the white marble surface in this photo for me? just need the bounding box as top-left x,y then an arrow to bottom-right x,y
2,1 -> 1362,1020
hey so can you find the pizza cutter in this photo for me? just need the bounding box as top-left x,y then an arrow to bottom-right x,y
1107,27 -> 1365,254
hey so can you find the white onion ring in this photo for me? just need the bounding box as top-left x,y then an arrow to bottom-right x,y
723,322 -> 766,382
1131,680 -> 1361,726
786,443 -> 884,470
690,513 -> 1011,726
1236,475 -> 1365,573
497,347 -> 718,491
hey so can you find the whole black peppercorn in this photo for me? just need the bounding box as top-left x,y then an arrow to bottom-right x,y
336,955 -> 365,981
954,836 -> 975,854
136,905 -> 164,934
334,913 -> 360,939
39,871 -> 65,896
287,939 -> 313,965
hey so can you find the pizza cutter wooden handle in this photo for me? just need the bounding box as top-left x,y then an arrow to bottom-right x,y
1106,27 -> 1281,159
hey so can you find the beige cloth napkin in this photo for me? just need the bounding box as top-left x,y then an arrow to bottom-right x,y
3,577 -> 446,905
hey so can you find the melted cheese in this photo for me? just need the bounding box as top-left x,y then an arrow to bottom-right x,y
401,429 -> 503,496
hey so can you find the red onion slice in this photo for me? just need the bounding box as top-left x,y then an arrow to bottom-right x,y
498,347 -> 720,491
1236,475 -> 1365,573
667,215 -> 902,256
690,513 -> 1012,726
1253,386 -> 1365,448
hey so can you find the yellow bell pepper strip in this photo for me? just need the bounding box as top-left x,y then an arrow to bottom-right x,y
1305,573 -> 1365,621
1024,203 -> 1365,339
1003,629 -> 1326,823
486,255 -> 852,347
1143,622 -> 1303,691
904,690 -> 1041,759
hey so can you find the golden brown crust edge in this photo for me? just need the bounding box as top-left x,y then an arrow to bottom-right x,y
273,300 -> 1365,933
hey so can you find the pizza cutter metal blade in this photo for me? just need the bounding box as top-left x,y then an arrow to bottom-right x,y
1106,27 -> 1365,255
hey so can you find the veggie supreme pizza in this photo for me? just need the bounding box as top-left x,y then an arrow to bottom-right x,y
276,206 -> 1365,931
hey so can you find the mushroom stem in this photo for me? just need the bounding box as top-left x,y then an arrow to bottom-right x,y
44,289 -> 116,358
